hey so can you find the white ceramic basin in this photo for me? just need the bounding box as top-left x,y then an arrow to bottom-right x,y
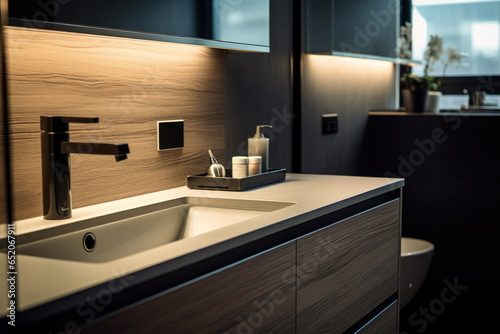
17,197 -> 294,263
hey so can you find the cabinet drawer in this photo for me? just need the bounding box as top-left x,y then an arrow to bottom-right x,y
355,301 -> 398,334
296,200 -> 400,333
83,241 -> 296,334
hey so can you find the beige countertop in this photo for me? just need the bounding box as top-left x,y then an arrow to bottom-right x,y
1,173 -> 403,318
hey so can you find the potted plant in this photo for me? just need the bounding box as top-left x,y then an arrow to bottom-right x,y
401,73 -> 434,113
426,47 -> 467,112
422,35 -> 444,113
399,27 -> 467,113
400,35 -> 443,113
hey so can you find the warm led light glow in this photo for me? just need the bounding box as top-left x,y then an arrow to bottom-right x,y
308,54 -> 395,72
304,54 -> 397,117
305,54 -> 395,96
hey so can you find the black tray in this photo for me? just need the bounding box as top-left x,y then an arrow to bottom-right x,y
187,168 -> 286,191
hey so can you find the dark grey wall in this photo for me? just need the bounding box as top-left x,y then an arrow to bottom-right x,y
360,113 -> 500,332
225,0 -> 294,171
226,0 -> 398,176
300,56 -> 397,174
300,0 -> 397,175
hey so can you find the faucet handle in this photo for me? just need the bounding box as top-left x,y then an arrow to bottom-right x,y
60,116 -> 99,124
40,116 -> 99,132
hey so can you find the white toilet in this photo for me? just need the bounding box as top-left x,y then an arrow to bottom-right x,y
400,237 -> 435,309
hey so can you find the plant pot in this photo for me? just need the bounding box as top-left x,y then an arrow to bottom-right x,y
402,89 -> 428,113
426,91 -> 442,113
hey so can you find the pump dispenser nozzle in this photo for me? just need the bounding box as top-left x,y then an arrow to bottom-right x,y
248,125 -> 272,173
253,125 -> 273,138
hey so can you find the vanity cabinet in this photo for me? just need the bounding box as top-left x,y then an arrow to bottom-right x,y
83,199 -> 401,334
82,241 -> 296,334
356,302 -> 399,333
296,200 -> 400,333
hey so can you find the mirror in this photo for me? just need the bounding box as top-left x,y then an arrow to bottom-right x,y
8,0 -> 270,52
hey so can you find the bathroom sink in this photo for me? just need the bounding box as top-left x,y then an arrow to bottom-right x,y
17,197 -> 294,263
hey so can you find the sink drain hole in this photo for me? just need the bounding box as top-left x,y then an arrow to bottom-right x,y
83,232 -> 96,252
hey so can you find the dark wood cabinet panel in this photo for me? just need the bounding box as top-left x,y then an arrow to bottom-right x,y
356,301 -> 399,334
296,199 -> 400,333
82,241 -> 296,334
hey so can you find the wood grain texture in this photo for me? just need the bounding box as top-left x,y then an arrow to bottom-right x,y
296,199 -> 400,334
5,26 -> 225,221
0,23 -> 6,225
82,241 -> 296,334
356,302 -> 398,334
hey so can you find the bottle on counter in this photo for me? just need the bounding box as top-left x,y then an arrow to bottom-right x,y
248,156 -> 262,176
248,125 -> 272,173
232,156 -> 249,178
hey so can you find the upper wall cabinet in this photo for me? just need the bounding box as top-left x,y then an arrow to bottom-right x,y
8,0 -> 270,52
306,0 -> 406,62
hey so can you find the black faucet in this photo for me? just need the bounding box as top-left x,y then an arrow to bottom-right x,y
40,116 -> 130,220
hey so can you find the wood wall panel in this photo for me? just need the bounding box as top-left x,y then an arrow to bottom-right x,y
5,27 -> 226,221
0,21 -> 7,225
0,101 -> 6,225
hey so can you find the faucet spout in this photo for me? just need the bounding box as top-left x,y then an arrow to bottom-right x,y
41,116 -> 130,220
60,142 -> 130,160
115,154 -> 128,162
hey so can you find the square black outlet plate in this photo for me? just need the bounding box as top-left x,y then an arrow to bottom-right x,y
322,114 -> 338,134
157,120 -> 184,150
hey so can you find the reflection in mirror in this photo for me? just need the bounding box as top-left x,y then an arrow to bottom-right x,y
411,0 -> 500,110
8,0 -> 270,51
412,0 -> 500,77
213,0 -> 269,46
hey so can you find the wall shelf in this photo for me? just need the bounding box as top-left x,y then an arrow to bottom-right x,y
8,19 -> 270,53
8,0 -> 270,53
314,51 -> 422,65
305,0 -> 422,65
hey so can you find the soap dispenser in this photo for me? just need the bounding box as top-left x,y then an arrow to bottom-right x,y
248,125 -> 272,173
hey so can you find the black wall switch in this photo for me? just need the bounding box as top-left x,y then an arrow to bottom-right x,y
322,114 -> 338,135
157,120 -> 184,150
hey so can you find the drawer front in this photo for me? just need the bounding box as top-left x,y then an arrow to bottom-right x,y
355,301 -> 398,334
83,241 -> 296,334
296,200 -> 400,334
